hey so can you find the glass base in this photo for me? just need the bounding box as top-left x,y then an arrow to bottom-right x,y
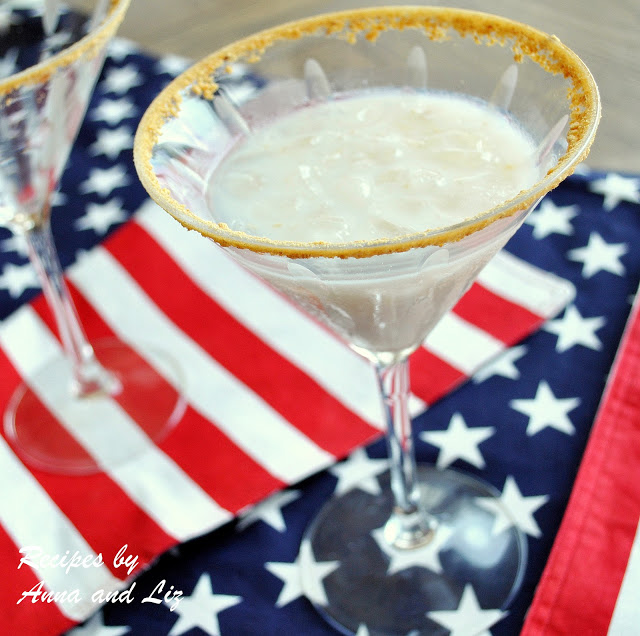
302,466 -> 527,636
4,337 -> 187,475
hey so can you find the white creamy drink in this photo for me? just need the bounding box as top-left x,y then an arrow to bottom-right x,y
209,91 -> 539,242
207,90 -> 544,357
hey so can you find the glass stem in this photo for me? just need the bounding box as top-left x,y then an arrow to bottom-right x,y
376,357 -> 436,549
22,216 -> 120,398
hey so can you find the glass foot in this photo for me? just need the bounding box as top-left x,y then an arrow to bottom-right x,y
302,466 -> 527,636
4,337 -> 187,474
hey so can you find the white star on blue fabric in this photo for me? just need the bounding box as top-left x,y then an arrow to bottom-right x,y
476,476 -> 548,538
420,413 -> 494,469
0,262 -> 38,298
525,199 -> 578,239
543,304 -> 605,352
236,489 -> 301,532
371,524 -> 454,574
589,173 -> 640,211
107,38 -> 139,62
74,199 -> 127,235
91,97 -> 137,126
67,611 -> 130,636
101,64 -> 143,95
0,234 -> 28,258
567,232 -> 627,278
266,539 -> 339,607
0,47 -> 17,77
473,344 -> 527,383
427,584 -> 507,635
89,126 -> 134,159
52,189 -> 68,208
510,380 -> 579,436
167,573 -> 241,636
330,447 -> 388,496
156,55 -> 191,77
45,29 -> 72,51
80,166 -> 131,198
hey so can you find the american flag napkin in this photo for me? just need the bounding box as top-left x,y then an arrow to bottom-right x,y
0,37 -> 638,636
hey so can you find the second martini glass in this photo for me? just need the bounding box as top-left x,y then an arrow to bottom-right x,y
1,0 -> 185,473
134,7 -> 600,634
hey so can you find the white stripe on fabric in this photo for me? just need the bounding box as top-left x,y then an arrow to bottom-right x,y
608,517 -> 640,635
69,246 -> 335,484
478,250 -> 575,318
424,311 -> 505,376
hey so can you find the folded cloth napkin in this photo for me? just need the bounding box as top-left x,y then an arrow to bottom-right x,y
0,38 -> 638,636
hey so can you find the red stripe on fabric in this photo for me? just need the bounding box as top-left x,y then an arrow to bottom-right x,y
522,301 -> 640,635
158,408 -> 287,514
49,274 -> 286,514
410,346 -> 466,404
453,283 -> 543,345
0,525 -> 73,636
0,347 -> 22,413
105,222 -> 380,458
0,326 -> 95,469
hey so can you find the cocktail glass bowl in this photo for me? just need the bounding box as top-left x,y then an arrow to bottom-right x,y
135,7 -> 599,634
1,0 -> 186,474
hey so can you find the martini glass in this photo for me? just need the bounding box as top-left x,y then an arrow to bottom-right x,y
134,7 -> 600,635
1,0 -> 186,474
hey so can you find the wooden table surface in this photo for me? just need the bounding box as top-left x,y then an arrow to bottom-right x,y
109,0 -> 638,174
